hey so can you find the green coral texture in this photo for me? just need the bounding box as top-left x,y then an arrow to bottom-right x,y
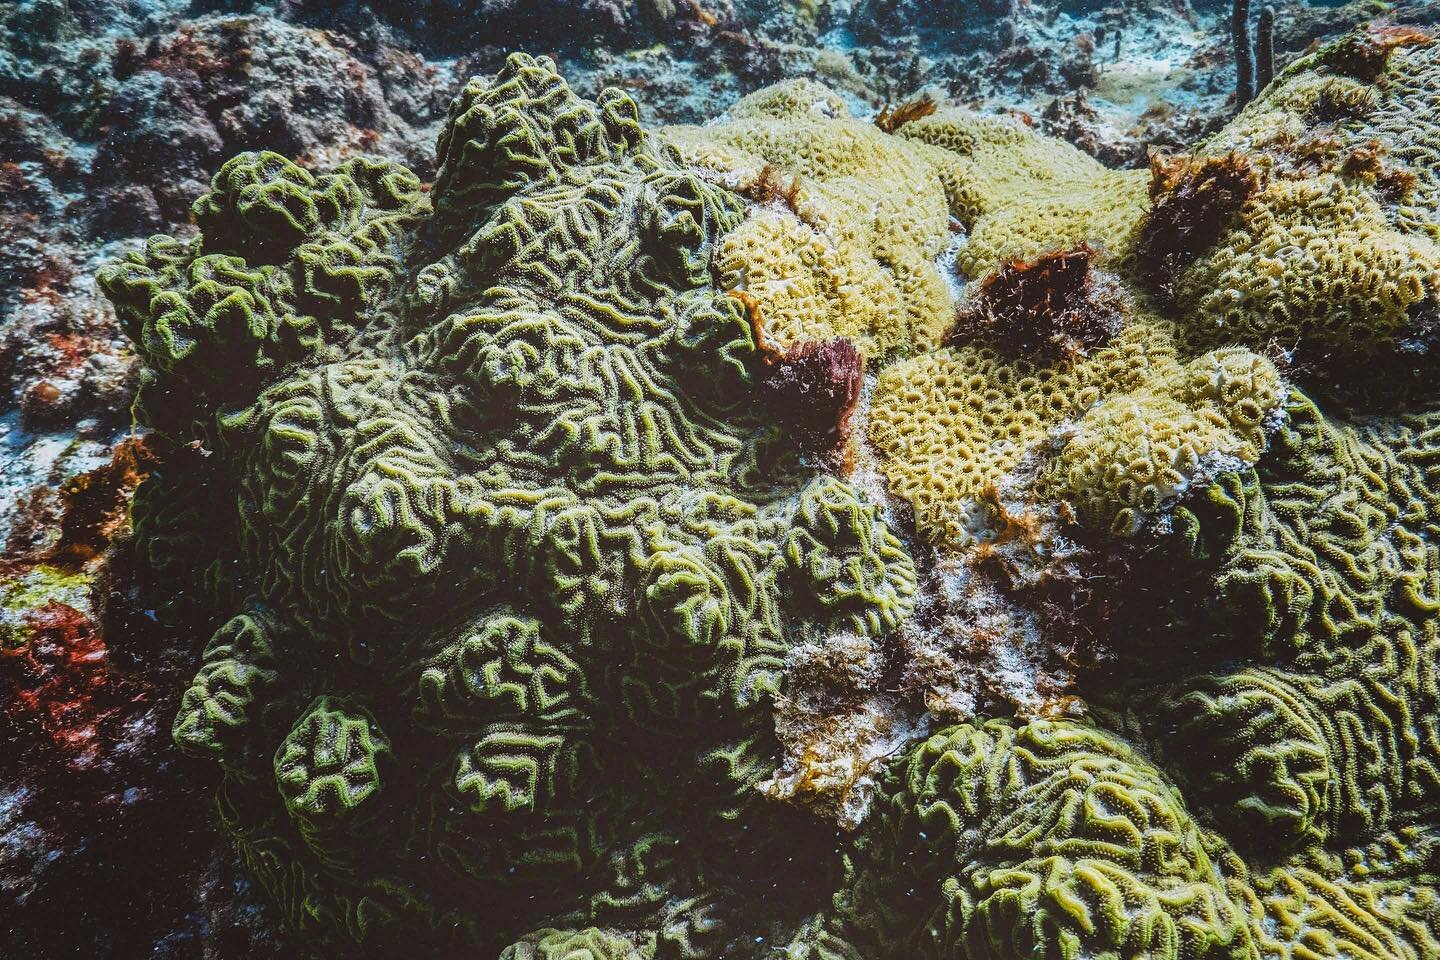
99,36 -> 1440,960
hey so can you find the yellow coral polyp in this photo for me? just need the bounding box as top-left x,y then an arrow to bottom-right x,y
1176,174 -> 1440,361
868,311 -> 1283,545
663,80 -> 957,357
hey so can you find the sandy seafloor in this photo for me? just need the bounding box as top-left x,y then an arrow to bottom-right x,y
2,0 -> 1436,955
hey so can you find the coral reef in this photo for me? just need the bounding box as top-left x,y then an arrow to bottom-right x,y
7,0 -> 1304,575
100,53 -> 918,954
3,0 -> 1413,507
7,1 -> 1440,956
5,0 -> 1249,949
89,25 -> 1440,960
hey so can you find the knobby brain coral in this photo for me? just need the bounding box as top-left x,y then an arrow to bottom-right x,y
98,31 -> 1440,960
101,53 -> 917,956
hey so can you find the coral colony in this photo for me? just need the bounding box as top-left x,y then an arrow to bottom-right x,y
4,1 -> 1440,957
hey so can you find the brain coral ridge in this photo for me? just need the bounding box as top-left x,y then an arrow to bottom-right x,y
103,52 -> 918,956
98,34 -> 1440,960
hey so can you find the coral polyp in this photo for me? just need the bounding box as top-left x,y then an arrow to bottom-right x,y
97,30 -> 1440,960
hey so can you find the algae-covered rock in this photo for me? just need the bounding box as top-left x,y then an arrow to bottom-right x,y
100,32 -> 1440,960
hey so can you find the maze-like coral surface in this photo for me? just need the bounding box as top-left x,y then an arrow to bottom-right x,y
103,54 -> 919,955
100,33 -> 1440,960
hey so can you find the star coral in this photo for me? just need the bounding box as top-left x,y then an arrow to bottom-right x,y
98,30 -> 1440,960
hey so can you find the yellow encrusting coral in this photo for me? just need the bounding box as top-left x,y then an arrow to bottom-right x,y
1167,39 -> 1440,379
1035,347 -> 1284,535
667,95 -> 1153,359
1174,173 -> 1440,363
663,80 -> 958,357
896,109 -> 1151,276
868,316 -> 1284,545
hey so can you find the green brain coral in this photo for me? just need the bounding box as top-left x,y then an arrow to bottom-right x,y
99,34 -> 1440,960
103,52 -> 916,955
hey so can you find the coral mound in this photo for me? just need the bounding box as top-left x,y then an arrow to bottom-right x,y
101,52 -> 917,956
100,31 -> 1440,960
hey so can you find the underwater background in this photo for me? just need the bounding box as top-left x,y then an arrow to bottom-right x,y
4,1 -> 1440,957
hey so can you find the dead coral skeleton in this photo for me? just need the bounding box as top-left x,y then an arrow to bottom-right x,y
760,631 -> 921,831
